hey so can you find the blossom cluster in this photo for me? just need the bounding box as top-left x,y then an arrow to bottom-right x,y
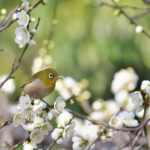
14,0 -> 36,48
56,76 -> 91,102
10,67 -> 150,149
98,68 -> 150,142
13,95 -> 75,149
13,95 -> 52,148
111,67 -> 139,111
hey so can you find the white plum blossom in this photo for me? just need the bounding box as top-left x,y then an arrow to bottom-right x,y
117,111 -> 139,127
15,26 -> 30,48
56,77 -> 81,99
19,95 -> 31,106
21,0 -> 30,11
136,109 -> 144,118
91,99 -> 119,120
22,123 -> 35,132
141,80 -> 150,96
47,109 -> 56,120
13,95 -> 70,148
90,111 -> 105,121
24,105 -> 35,120
130,91 -> 143,113
92,100 -> 102,110
115,90 -> 134,111
74,119 -> 99,139
72,136 -> 95,150
54,96 -> 66,113
30,129 -> 44,144
51,128 -> 63,140
33,116 -> 44,127
16,10 -> 29,27
72,136 -> 86,150
109,111 -> 139,128
33,100 -> 46,113
40,122 -> 53,135
111,68 -> 138,94
109,115 -> 123,128
47,108 -> 60,120
100,128 -> 113,142
63,121 -> 75,138
105,100 -> 120,116
57,111 -> 73,127
23,141 -> 37,150
13,113 -> 26,126
51,113 -> 75,143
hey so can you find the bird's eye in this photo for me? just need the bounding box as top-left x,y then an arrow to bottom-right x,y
49,73 -> 54,79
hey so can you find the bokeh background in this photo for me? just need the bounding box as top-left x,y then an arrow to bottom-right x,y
0,0 -> 150,100
0,0 -> 150,149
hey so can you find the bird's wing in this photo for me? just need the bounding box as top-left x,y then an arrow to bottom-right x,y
21,73 -> 38,88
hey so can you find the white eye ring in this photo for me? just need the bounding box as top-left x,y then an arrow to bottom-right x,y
49,73 -> 54,79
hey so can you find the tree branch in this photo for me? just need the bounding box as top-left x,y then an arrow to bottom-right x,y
89,2 -> 150,10
0,18 -> 40,89
132,10 -> 150,20
90,1 -> 150,39
0,0 -> 43,32
0,118 -> 13,129
0,2 -> 22,27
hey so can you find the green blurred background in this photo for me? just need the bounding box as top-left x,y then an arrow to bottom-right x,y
0,0 -> 150,102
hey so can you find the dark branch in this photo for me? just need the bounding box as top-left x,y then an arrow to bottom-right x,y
0,0 -> 43,32
89,2 -> 150,10
0,118 -> 13,129
0,18 -> 40,89
90,1 -> 150,39
0,2 -> 21,27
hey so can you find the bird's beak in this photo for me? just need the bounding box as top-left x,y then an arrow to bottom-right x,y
56,76 -> 63,80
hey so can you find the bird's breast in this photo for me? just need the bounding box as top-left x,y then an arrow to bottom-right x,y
23,78 -> 54,99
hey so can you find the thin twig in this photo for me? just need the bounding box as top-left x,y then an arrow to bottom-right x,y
69,110 -> 136,132
0,118 -> 13,129
27,0 -> 43,14
132,10 -> 150,20
69,110 -> 150,132
89,2 -> 150,10
47,139 -> 57,150
10,139 -> 26,150
0,18 -> 17,32
0,0 -> 43,32
91,1 -> 150,39
0,18 -> 40,89
130,95 -> 149,149
0,2 -> 22,27
119,9 -> 150,39
47,132 -> 63,149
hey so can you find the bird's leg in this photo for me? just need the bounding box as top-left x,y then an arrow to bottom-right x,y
40,98 -> 53,109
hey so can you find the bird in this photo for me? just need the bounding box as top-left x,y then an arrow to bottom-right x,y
21,68 -> 61,99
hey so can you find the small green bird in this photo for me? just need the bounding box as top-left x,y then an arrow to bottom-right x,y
21,68 -> 61,99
